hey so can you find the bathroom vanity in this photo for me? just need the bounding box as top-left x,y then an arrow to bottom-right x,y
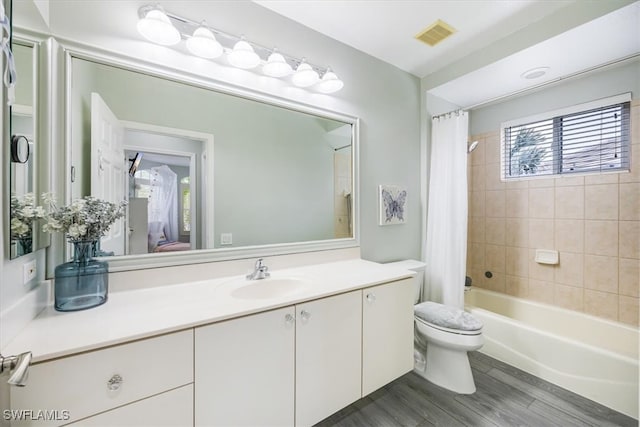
6,260 -> 415,426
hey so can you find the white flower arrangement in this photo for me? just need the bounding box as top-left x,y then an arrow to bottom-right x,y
10,192 -> 46,239
43,194 -> 127,242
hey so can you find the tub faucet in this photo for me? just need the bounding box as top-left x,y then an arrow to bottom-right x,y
1,351 -> 32,387
247,258 -> 270,280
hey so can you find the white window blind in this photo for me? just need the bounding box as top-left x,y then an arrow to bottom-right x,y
501,97 -> 631,180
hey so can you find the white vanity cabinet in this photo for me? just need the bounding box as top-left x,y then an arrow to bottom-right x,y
362,278 -> 415,396
9,330 -> 193,427
194,290 -> 362,427
7,274 -> 413,427
194,306 -> 296,427
295,290 -> 362,427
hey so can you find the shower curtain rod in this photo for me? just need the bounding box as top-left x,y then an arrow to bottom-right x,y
431,109 -> 466,120
428,110 -> 477,146
463,53 -> 640,111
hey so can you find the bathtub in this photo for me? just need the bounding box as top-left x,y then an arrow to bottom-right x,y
464,288 -> 639,419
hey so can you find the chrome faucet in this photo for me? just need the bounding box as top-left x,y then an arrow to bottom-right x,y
1,351 -> 32,387
246,258 -> 270,280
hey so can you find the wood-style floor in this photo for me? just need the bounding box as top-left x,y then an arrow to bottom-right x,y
315,352 -> 638,427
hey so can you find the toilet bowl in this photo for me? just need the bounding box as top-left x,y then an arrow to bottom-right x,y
386,260 -> 483,394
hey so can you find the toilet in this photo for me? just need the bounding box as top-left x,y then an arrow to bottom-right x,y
387,260 -> 483,394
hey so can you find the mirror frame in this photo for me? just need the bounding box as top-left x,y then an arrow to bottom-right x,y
55,40 -> 360,273
5,34 -> 51,260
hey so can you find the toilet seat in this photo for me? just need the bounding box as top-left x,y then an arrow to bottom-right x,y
414,301 -> 483,332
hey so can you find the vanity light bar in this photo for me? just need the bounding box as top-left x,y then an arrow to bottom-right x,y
136,5 -> 344,94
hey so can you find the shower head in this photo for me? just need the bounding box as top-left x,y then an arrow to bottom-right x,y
467,140 -> 479,153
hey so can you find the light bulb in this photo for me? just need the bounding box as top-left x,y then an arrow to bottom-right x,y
186,25 -> 223,59
227,39 -> 261,69
292,61 -> 319,87
263,50 -> 293,78
136,7 -> 181,46
315,69 -> 344,94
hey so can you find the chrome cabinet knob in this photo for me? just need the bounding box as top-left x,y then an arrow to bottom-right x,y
285,313 -> 295,324
366,293 -> 376,303
300,310 -> 311,322
107,374 -> 123,391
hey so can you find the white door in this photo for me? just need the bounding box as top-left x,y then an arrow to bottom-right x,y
195,306 -> 295,426
91,93 -> 125,255
295,291 -> 362,427
362,278 -> 415,396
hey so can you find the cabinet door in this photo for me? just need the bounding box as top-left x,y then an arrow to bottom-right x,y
362,278 -> 415,396
195,306 -> 295,427
69,384 -> 193,426
296,291 -> 362,427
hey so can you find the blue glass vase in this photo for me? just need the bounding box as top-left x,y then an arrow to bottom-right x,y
16,237 -> 33,256
54,240 -> 108,312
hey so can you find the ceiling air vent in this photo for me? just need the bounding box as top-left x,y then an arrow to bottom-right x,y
415,19 -> 456,47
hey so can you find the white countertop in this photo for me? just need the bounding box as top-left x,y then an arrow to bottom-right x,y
3,259 -> 414,363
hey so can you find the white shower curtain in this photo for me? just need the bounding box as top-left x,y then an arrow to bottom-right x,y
424,111 -> 469,308
148,165 -> 178,250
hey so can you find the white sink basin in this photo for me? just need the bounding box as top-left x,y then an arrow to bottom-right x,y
228,277 -> 312,300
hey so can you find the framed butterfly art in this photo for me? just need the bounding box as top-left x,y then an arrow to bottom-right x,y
378,185 -> 407,226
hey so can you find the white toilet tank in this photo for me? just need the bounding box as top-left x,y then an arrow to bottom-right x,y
385,260 -> 426,304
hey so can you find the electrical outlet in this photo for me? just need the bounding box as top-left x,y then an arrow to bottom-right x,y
220,233 -> 233,246
23,260 -> 37,284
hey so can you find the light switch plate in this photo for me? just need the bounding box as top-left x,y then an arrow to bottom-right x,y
23,260 -> 37,284
220,233 -> 233,246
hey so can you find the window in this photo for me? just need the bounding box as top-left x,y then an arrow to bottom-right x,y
501,94 -> 631,180
180,177 -> 191,233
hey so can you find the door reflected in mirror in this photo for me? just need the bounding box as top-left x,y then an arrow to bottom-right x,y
71,57 -> 354,258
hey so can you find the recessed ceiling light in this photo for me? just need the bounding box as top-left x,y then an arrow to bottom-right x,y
521,67 -> 550,80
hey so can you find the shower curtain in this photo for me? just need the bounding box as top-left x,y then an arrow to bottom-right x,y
148,165 -> 178,250
424,111 -> 469,308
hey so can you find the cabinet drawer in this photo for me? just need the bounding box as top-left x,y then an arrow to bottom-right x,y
68,384 -> 193,426
11,330 -> 193,426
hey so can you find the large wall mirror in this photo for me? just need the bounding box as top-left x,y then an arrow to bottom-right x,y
7,39 -> 39,259
63,49 -> 358,271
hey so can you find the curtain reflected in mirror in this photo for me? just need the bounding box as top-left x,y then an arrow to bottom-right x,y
9,42 -> 36,259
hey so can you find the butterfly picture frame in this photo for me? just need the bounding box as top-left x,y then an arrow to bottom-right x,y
378,185 -> 407,226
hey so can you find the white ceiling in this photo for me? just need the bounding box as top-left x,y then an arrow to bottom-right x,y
255,0 -> 640,108
254,0 -> 573,78
15,1 -> 640,108
429,1 -> 640,107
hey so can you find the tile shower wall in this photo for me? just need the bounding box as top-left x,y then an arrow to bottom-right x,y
467,100 -> 640,326
334,150 -> 352,238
